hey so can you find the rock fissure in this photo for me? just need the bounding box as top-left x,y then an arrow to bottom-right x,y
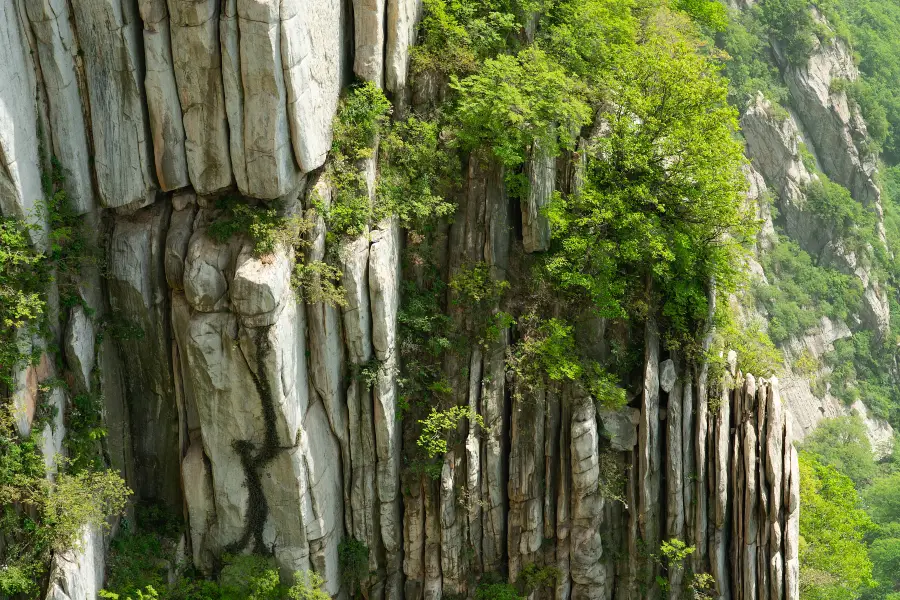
226,325 -> 282,554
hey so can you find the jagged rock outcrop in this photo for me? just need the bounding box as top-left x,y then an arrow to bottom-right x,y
742,94 -> 891,337
0,3 -> 812,600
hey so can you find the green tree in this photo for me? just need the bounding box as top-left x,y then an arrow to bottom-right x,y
865,473 -> 900,525
544,12 -> 752,348
801,416 -> 877,487
799,453 -> 875,600
451,46 -> 591,174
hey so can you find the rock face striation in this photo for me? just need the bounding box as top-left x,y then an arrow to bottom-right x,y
1,2 -> 806,600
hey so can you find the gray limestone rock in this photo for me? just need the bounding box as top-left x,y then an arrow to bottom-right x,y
169,0 -> 233,195
64,305 -> 95,393
71,0 -> 155,209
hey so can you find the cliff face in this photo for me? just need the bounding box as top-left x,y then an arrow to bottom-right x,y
0,2 -> 846,600
740,30 -> 895,454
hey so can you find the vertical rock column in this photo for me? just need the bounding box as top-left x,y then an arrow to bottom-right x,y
107,203 -> 181,507
25,0 -> 95,214
0,0 -> 44,223
70,0 -> 156,209
168,0 -> 232,195
569,391 -> 607,600
139,0 -> 189,192
637,320 -> 662,599
369,218 -> 404,600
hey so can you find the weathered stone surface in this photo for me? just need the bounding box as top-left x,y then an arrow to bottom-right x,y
522,140 -> 554,253
598,407 -> 638,451
25,0 -> 94,214
43,526 -> 105,600
235,0 -> 303,198
779,30 -> 881,210
785,440 -> 800,600
297,401 -> 343,593
64,305 -> 95,393
638,320 -> 661,597
386,0 -> 421,93
107,204 -> 181,506
659,359 -> 676,394
71,0 -> 155,209
281,0 -> 345,173
184,230 -> 234,313
231,244 -> 292,321
665,360 -> 684,544
0,1 -> 44,225
340,234 -> 374,364
165,204 -> 196,291
570,392 -> 607,600
353,0 -> 386,84
369,218 -> 401,361
140,1 -> 189,191
169,0 -> 232,195
508,385 -> 545,581
182,441 -> 217,572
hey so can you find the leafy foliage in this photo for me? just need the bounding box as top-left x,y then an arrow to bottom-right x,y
377,116 -> 458,232
292,261 -> 347,307
798,453 -> 875,600
451,47 -> 591,173
0,401 -> 129,596
506,315 -> 626,407
208,197 -> 312,257
417,406 -> 487,459
544,14 -> 752,351
759,0 -> 821,65
322,82 -> 392,238
338,538 -> 369,597
0,215 -> 46,385
801,416 -> 877,487
753,237 -> 863,344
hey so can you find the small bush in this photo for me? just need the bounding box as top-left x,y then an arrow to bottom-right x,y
475,581 -> 525,600
321,82 -> 392,239
417,406 -> 486,459
506,315 -> 626,408
338,538 -> 370,596
208,197 -> 311,257
376,115 -> 458,232
288,571 -> 331,600
292,261 -> 347,307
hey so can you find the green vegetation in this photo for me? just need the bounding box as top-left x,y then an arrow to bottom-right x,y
0,214 -> 46,384
753,237 -> 863,343
652,539 -> 715,598
102,510 -> 333,600
377,116 -> 457,232
417,406 -> 486,459
806,177 -> 880,260
713,317 -> 783,378
799,452 -> 875,600
506,315 -> 626,406
830,0 -> 900,163
542,12 -> 753,353
1,155 -> 130,597
451,46 -> 590,180
802,416 -> 877,487
393,0 -> 751,487
1,402 -> 130,596
207,197 -> 311,256
338,538 -> 370,597
719,5 -> 789,106
321,81 -> 392,238
207,195 -> 347,307
797,416 -> 900,600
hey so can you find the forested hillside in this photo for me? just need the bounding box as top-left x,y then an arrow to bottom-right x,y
0,0 -> 899,598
